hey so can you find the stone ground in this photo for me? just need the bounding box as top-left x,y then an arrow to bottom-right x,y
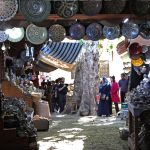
37,114 -> 128,150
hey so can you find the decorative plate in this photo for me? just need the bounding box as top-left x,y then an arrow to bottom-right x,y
131,58 -> 144,67
20,0 -> 51,23
103,0 -> 127,14
86,23 -> 102,41
26,24 -> 48,45
130,0 -> 150,16
0,0 -> 18,21
54,0 -> 78,18
80,0 -> 102,16
0,31 -> 8,42
6,27 -> 24,42
49,24 -> 66,42
122,22 -> 139,39
69,23 -> 85,40
140,23 -> 150,39
103,25 -> 120,40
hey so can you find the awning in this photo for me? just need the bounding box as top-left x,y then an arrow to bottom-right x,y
40,42 -> 83,64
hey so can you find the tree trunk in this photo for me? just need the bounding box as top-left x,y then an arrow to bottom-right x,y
73,42 -> 99,116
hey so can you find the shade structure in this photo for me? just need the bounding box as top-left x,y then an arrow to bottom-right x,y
40,42 -> 83,64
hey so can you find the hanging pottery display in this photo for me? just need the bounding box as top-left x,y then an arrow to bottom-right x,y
49,24 -> 66,42
130,0 -> 150,16
0,31 -> 8,42
80,0 -> 102,16
20,0 -> 51,23
103,0 -> 127,14
86,23 -> 102,41
26,24 -> 48,45
54,0 -> 78,18
5,27 -> 24,42
103,25 -> 120,40
0,0 -> 18,21
122,22 -> 139,39
69,23 -> 85,40
140,23 -> 150,39
131,57 -> 144,67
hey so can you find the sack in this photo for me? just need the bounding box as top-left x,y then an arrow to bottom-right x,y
101,94 -> 106,100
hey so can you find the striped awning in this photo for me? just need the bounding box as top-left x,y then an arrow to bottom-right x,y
40,42 -> 83,64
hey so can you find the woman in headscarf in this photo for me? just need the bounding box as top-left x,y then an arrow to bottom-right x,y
97,77 -> 111,117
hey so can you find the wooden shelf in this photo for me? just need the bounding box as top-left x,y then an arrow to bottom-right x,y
13,13 -> 149,21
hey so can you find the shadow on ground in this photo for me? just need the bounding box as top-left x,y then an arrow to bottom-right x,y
37,114 -> 128,150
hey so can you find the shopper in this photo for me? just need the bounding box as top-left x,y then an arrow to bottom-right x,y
118,73 -> 128,103
98,77 -> 111,117
58,77 -> 68,113
110,76 -> 120,114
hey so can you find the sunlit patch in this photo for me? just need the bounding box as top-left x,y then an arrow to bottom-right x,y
38,139 -> 84,150
58,128 -> 83,132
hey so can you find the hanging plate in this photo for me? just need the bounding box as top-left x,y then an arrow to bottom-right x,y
80,0 -> 102,16
0,0 -> 18,21
86,23 -> 102,41
26,24 -> 48,45
20,0 -> 51,23
140,23 -> 150,39
122,22 -> 139,39
131,58 -> 144,67
54,0 -> 78,18
103,25 -> 120,40
6,27 -> 24,42
69,23 -> 85,40
0,31 -> 8,42
49,24 -> 66,42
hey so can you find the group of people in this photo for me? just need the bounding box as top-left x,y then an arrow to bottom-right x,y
41,77 -> 68,114
97,73 -> 128,117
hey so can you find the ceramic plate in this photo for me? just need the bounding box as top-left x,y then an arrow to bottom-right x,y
131,58 -> 144,67
86,23 -> 102,41
103,0 -> 127,14
140,23 -> 150,39
0,31 -> 8,42
69,23 -> 85,40
54,0 -> 78,18
20,0 -> 51,22
6,27 -> 24,42
103,25 -> 120,40
122,22 -> 139,39
0,0 -> 18,21
49,24 -> 66,42
80,0 -> 102,16
26,24 -> 48,45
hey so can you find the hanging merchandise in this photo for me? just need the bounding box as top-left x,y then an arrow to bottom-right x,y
54,0 -> 78,18
20,0 -> 51,23
131,58 -> 144,67
69,23 -> 85,40
139,23 -> 150,39
86,23 -> 102,41
0,0 -> 18,21
0,31 -> 8,42
80,0 -> 102,16
122,22 -> 139,39
6,27 -> 24,43
103,25 -> 120,40
26,24 -> 48,45
49,24 -> 66,42
103,0 -> 127,14
130,0 -> 150,16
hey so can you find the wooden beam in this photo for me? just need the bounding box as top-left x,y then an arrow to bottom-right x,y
13,14 -> 149,21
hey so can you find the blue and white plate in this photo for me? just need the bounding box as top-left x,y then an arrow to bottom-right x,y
0,31 -> 8,42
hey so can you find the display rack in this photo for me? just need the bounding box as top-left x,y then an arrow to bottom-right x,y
128,102 -> 150,150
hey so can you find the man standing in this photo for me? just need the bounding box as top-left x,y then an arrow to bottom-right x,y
118,73 -> 128,103
58,77 -> 68,113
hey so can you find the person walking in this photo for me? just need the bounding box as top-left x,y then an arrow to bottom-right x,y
118,73 -> 128,103
58,77 -> 68,113
110,76 -> 120,114
97,77 -> 111,117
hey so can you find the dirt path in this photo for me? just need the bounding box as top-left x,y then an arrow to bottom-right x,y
37,114 -> 128,150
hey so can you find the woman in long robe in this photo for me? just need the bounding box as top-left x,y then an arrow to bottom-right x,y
97,77 -> 111,116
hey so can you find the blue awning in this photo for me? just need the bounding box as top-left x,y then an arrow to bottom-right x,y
40,42 -> 82,64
